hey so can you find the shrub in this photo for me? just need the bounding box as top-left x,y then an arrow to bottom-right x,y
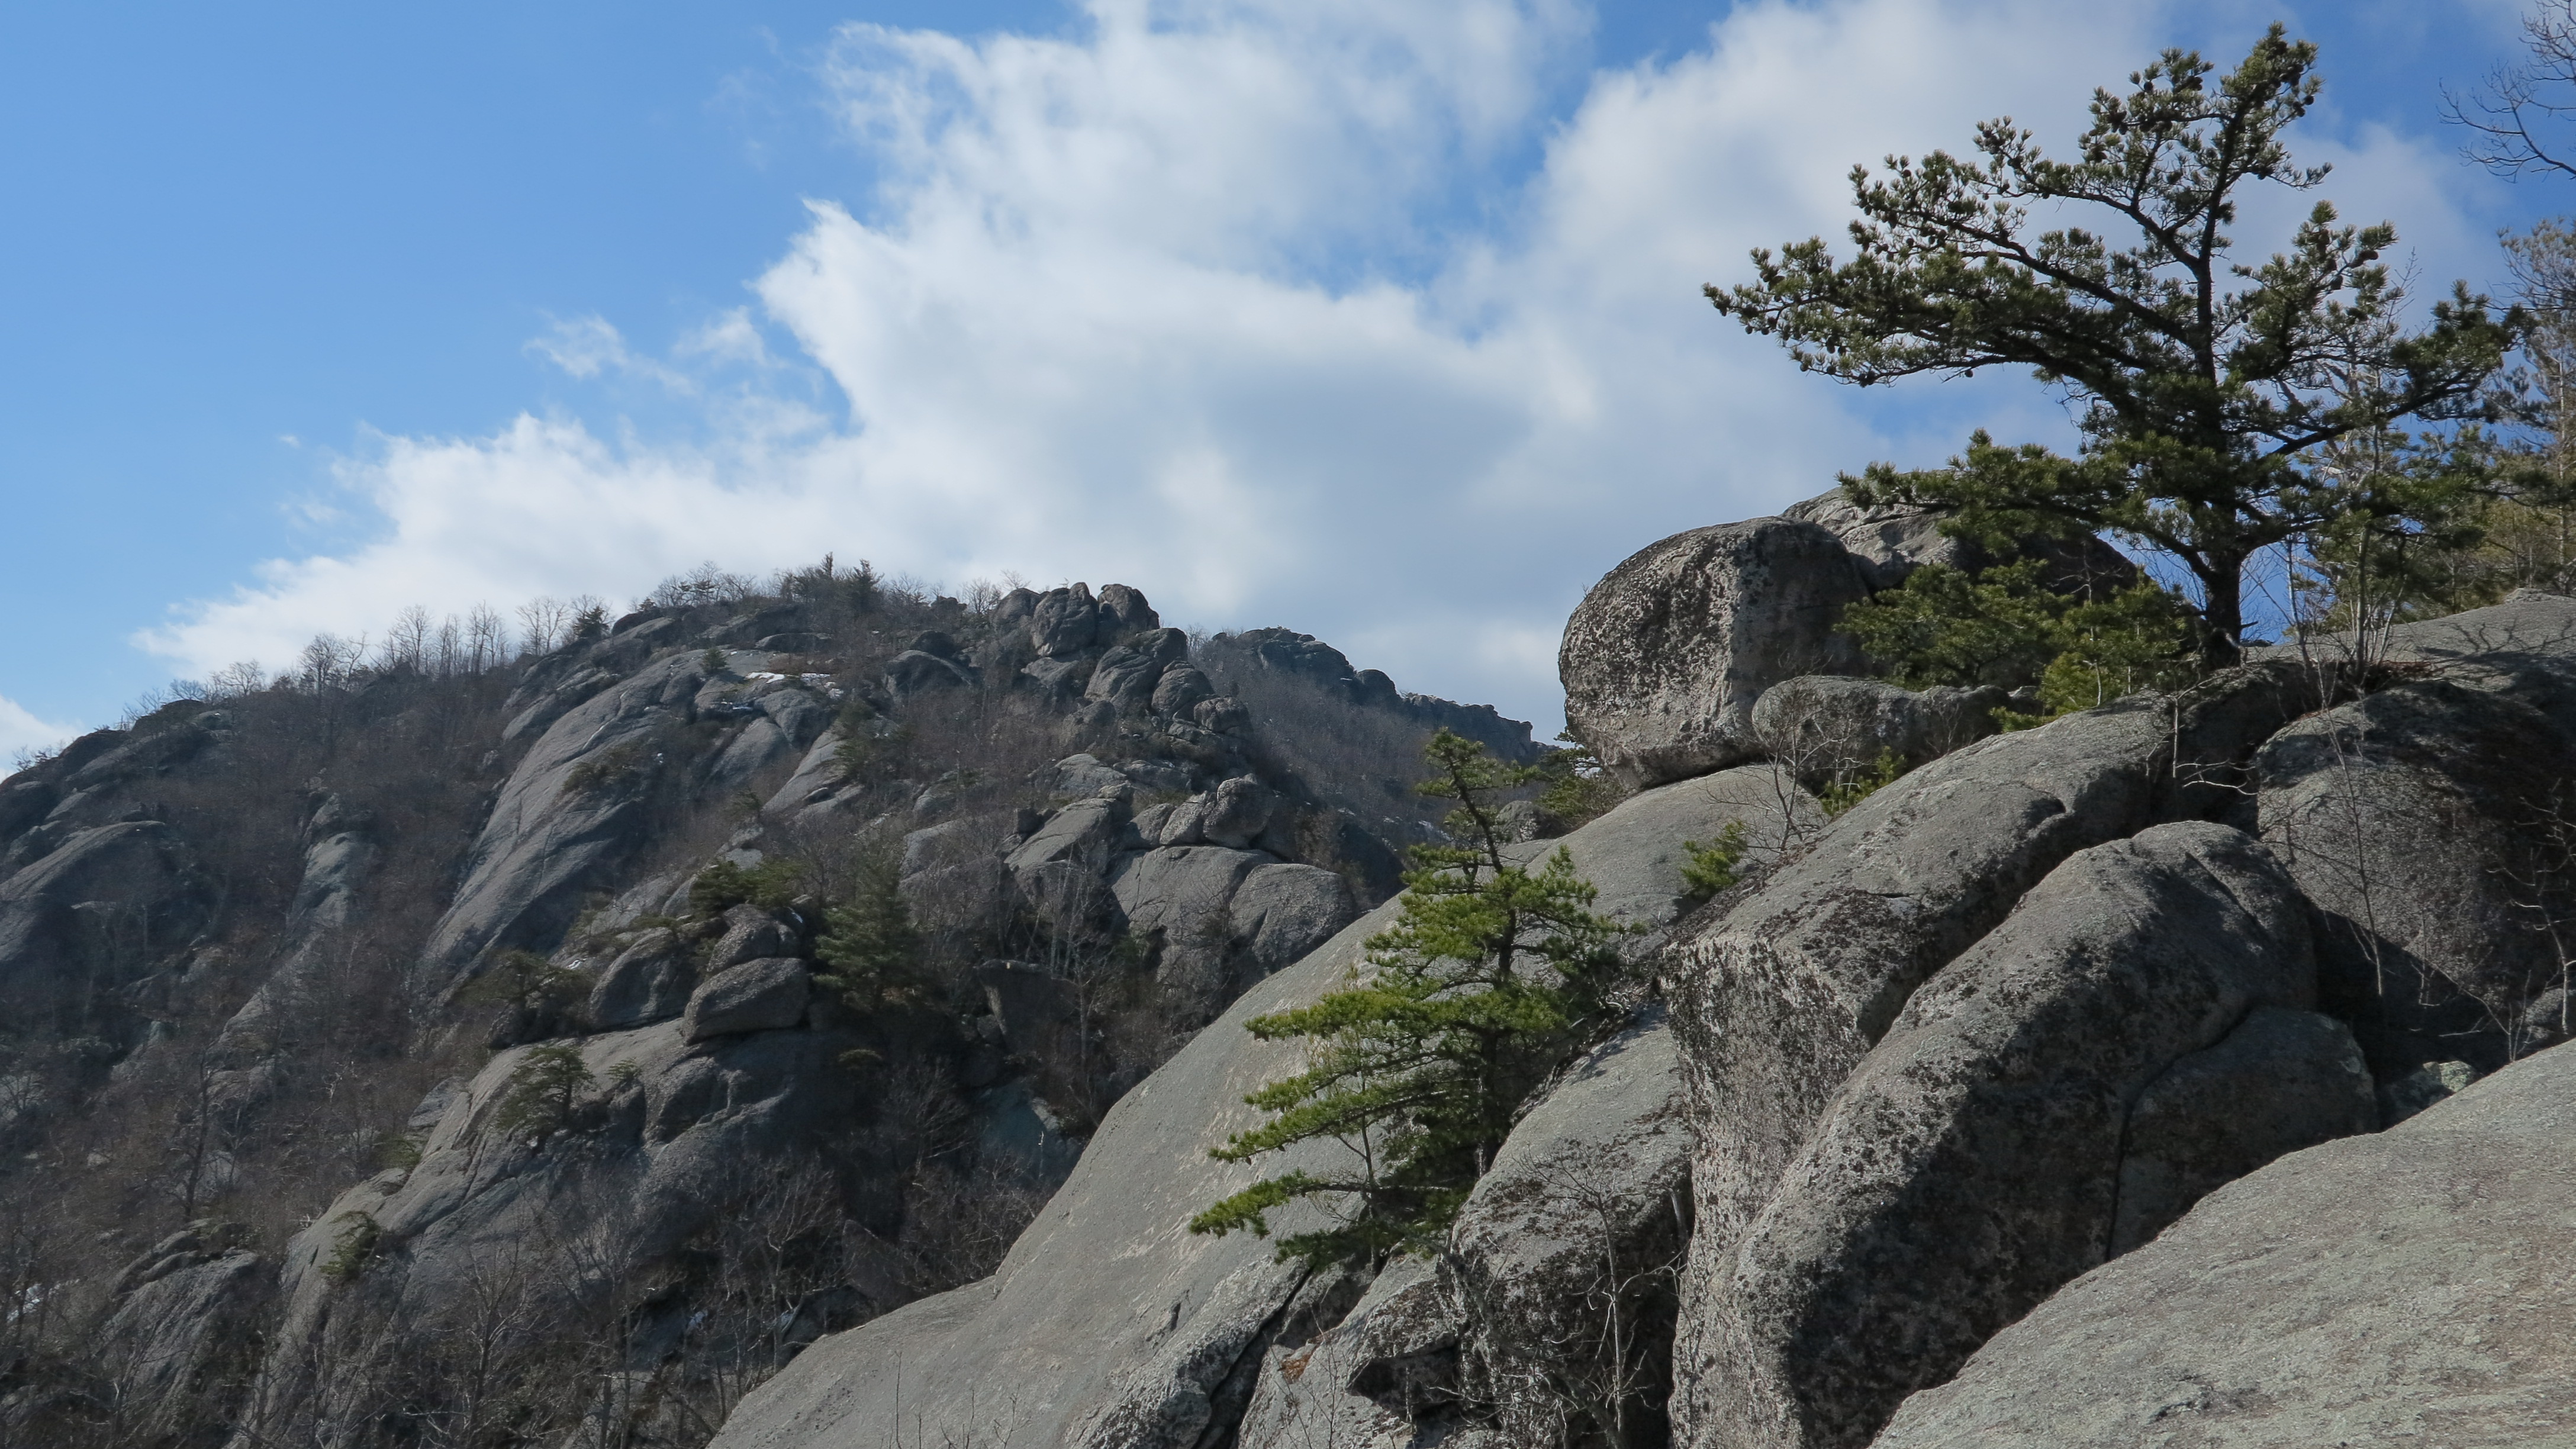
1680,821 -> 1751,900
491,1043 -> 593,1141
690,858 -> 802,916
320,1212 -> 384,1282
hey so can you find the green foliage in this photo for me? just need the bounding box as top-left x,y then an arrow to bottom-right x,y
1680,820 -> 1751,900
1536,733 -> 1626,830
571,603 -> 610,640
561,742 -> 645,795
1710,27 -> 2520,662
1841,556 -> 2202,717
2035,582 -> 2206,714
1840,560 -> 2069,690
606,1060 -> 643,1086
1819,750 -> 1907,817
1191,730 -> 1636,1268
320,1212 -> 383,1283
456,949 -> 585,1016
492,1042 -> 593,1141
813,843 -> 930,1015
701,646 -> 727,673
374,1134 -> 424,1172
690,858 -> 801,916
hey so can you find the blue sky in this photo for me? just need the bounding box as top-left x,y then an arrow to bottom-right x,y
2,0 -> 2567,755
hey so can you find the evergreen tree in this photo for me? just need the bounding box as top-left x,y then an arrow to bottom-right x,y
814,841 -> 928,1013
1190,730 -> 1633,1268
1710,27 -> 2519,664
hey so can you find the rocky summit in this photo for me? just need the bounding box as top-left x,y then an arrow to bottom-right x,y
11,502 -> 2576,1449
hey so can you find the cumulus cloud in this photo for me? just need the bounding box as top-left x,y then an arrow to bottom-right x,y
137,0 -> 2499,729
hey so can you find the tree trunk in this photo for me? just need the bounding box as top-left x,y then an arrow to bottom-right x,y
2199,558 -> 2247,668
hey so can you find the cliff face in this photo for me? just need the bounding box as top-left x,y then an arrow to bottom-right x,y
0,569 -> 1532,1449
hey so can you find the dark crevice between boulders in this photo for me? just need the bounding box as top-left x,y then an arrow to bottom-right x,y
1195,1263 -> 1371,1449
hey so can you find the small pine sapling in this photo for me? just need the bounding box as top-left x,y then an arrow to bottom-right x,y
1680,820 -> 1752,900
1190,730 -> 1635,1268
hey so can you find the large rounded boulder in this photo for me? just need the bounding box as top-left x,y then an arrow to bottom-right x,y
1561,518 -> 1870,789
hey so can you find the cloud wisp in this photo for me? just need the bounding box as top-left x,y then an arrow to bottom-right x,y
137,0 -> 2503,729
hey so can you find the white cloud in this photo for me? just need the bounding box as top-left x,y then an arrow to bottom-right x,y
137,0 -> 2497,730
0,694 -> 81,777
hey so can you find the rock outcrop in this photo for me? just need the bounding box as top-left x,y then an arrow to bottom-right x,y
1692,823 -> 2355,1449
421,652 -> 708,985
1872,1037 -> 2576,1448
1561,519 -> 1870,789
707,767 -> 1811,1449
1748,675 -> 2009,788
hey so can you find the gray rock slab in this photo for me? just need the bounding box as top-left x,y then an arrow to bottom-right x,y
1750,675 -> 2007,787
1666,664 -> 2318,1448
1873,1038 -> 2576,1449
684,957 -> 810,1041
587,929 -> 694,1030
1561,518 -> 1870,789
1693,822 -> 2320,1449
2256,672 -> 2576,1070
421,653 -> 702,984
707,770 -> 1809,1449
2110,1005 -> 2376,1254
1229,863 -> 1355,974
96,1247 -> 271,1444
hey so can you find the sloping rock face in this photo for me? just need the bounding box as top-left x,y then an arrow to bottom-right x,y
1562,519 -> 1870,790
707,768 -> 1807,1449
1664,663 -> 2318,1447
2255,639 -> 2576,1072
1872,1038 -> 2576,1449
0,820 -> 207,1035
234,1015 -> 873,1444
95,1236 -> 273,1448
421,652 -> 707,985
1693,823 -> 2357,1449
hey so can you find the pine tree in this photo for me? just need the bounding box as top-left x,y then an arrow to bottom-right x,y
1189,730 -> 1634,1268
813,842 -> 928,1013
1710,27 -> 2519,664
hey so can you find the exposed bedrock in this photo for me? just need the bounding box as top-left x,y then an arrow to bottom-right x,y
707,767 -> 1809,1449
421,652 -> 706,987
1872,1037 -> 2576,1449
1663,661 -> 2319,1447
1691,822 -> 2369,1449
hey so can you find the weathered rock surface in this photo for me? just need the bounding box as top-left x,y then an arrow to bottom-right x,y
1749,675 -> 2009,787
1246,1010 -> 1700,1447
2256,669 -> 2576,1071
2108,1005 -> 2376,1254
1873,1038 -> 2576,1449
587,928 -> 694,1029
96,1241 -> 272,1447
707,769 -> 1806,1449
1693,822 -> 2330,1449
422,652 -> 704,984
684,957 -> 810,1041
0,819 -> 207,1030
1562,518 -> 1870,788
1665,662 -> 2317,1447
239,1017 -> 868,1441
